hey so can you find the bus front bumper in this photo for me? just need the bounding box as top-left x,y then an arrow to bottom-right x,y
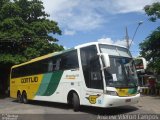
103,93 -> 140,108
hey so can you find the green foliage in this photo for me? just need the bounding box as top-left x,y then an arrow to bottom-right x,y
0,54 -> 27,64
140,2 -> 160,73
144,2 -> 160,22
0,0 -> 64,65
140,27 -> 160,62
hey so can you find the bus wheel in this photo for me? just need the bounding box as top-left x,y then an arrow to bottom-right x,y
22,92 -> 28,104
72,93 -> 80,112
17,92 -> 22,103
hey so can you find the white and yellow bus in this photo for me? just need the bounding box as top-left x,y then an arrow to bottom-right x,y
10,42 -> 140,111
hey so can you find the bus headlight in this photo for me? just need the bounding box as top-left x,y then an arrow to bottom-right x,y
106,90 -> 118,96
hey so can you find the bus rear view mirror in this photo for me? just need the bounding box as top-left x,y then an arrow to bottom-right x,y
134,57 -> 147,73
98,53 -> 110,68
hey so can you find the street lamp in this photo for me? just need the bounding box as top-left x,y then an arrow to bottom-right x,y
128,21 -> 143,49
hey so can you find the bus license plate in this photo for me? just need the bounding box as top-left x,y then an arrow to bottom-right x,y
125,99 -> 131,102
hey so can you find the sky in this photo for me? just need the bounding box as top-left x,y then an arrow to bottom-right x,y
42,0 -> 160,57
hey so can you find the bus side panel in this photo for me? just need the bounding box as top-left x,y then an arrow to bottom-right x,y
35,71 -> 63,97
34,70 -> 83,104
55,69 -> 83,103
10,78 -> 17,99
10,74 -> 43,99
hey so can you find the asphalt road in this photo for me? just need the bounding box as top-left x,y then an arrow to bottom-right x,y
0,96 -> 159,120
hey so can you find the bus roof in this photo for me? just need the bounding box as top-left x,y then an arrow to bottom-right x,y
12,49 -> 74,68
12,53 -> 54,68
75,42 -> 127,49
12,42 -> 128,68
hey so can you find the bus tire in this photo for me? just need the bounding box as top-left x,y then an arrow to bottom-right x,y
72,93 -> 80,112
22,92 -> 28,104
17,92 -> 22,103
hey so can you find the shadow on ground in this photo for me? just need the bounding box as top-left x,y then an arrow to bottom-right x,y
0,95 -> 8,99
12,99 -> 138,115
79,106 -> 138,115
141,95 -> 160,99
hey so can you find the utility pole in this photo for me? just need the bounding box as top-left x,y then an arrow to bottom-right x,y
129,21 -> 143,49
125,27 -> 129,49
125,21 -> 143,50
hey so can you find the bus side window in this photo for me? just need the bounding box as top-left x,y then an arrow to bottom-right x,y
80,45 -> 103,89
90,56 -> 102,81
60,50 -> 79,70
52,62 -> 57,71
48,60 -> 53,72
55,58 -> 61,71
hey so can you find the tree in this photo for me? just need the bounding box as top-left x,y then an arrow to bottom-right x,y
144,2 -> 160,22
0,0 -> 64,97
140,2 -> 160,74
0,0 -> 63,65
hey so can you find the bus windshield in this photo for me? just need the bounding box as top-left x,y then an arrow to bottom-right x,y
104,56 -> 138,88
99,44 -> 138,88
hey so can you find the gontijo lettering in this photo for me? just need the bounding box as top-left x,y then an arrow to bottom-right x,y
21,76 -> 38,83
